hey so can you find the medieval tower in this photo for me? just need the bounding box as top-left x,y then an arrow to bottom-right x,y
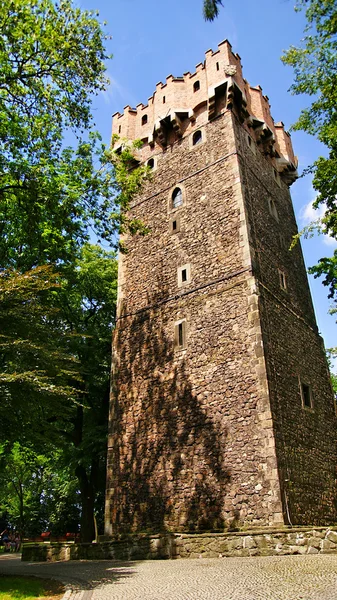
105,40 -> 337,534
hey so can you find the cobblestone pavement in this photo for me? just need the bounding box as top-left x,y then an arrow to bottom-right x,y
1,554 -> 337,599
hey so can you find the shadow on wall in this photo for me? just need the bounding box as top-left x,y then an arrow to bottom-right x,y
110,285 -> 231,533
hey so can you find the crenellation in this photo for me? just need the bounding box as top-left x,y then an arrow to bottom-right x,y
112,43 -> 296,183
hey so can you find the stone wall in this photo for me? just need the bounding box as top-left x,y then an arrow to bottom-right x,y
106,109 -> 284,534
22,528 -> 337,562
105,40 -> 337,536
235,117 -> 337,524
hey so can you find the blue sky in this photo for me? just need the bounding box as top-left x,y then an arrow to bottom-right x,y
81,0 -> 337,354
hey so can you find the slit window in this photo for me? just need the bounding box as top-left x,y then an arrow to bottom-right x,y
268,198 -> 279,221
301,382 -> 313,409
118,125 -> 121,134
274,169 -> 281,186
172,187 -> 183,209
142,114 -> 148,125
193,80 -> 200,92
192,130 -> 202,146
178,323 -> 183,346
216,62 -> 219,71
279,270 -> 287,290
178,264 -> 190,287
163,96 -> 166,104
170,216 -> 180,234
175,320 -> 186,350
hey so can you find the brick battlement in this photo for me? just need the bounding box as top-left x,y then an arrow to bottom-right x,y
112,39 -> 297,183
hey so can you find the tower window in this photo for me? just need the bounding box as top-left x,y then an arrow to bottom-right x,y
118,125 -> 121,134
178,264 -> 190,287
192,130 -> 202,146
172,187 -> 183,209
279,270 -> 287,290
163,96 -> 166,104
175,320 -> 186,350
268,198 -> 279,221
193,80 -> 200,92
147,158 -> 155,169
273,169 -> 281,187
142,114 -> 148,125
170,216 -> 180,234
216,62 -> 219,71
300,382 -> 313,409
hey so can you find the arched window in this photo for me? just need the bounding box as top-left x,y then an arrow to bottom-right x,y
192,130 -> 202,146
193,81 -> 200,92
147,158 -> 155,169
142,114 -> 148,125
172,187 -> 183,209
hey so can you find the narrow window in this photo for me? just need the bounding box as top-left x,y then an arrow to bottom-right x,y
268,198 -> 278,221
163,96 -> 166,104
274,169 -> 281,187
172,187 -> 183,209
147,158 -> 155,169
279,270 -> 287,290
301,382 -> 313,409
142,114 -> 148,125
118,125 -> 121,134
279,233 -> 286,250
216,62 -> 219,71
192,130 -> 202,146
175,320 -> 186,349
178,322 -> 184,346
193,80 -> 200,92
170,216 -> 180,234
178,264 -> 190,287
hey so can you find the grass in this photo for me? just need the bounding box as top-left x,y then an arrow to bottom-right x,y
0,576 -> 64,600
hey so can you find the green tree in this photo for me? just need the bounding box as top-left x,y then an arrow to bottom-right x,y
0,0 -> 146,270
47,244 -> 118,542
0,0 -> 148,541
0,266 -> 81,444
0,442 -> 80,536
202,0 -> 224,20
282,1 -> 337,300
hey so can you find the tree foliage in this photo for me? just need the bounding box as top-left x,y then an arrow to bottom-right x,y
202,0 -> 224,21
282,0 -> 337,300
0,266 -> 80,445
0,0 -> 148,541
0,442 -> 80,536
0,0 -> 147,271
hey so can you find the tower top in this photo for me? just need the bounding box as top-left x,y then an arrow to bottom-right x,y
112,39 -> 297,184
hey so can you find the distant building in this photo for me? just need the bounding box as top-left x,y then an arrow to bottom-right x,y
105,40 -> 337,534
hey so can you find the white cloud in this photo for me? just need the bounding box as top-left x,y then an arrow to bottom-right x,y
300,199 -> 325,224
101,73 -> 136,107
300,199 -> 337,247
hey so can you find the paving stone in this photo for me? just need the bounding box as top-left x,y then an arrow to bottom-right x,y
2,554 -> 337,599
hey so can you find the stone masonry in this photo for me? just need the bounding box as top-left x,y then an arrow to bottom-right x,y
105,40 -> 337,535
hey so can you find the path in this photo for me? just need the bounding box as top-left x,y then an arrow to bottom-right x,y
1,553 -> 337,599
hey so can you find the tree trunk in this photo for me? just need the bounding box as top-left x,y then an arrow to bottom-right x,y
76,465 -> 96,543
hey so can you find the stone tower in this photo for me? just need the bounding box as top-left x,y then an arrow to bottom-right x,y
105,40 -> 337,534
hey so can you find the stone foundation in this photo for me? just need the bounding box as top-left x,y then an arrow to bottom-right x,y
22,527 -> 337,562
